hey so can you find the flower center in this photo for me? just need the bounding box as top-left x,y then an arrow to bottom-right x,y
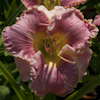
43,35 -> 59,55
34,33 -> 61,63
34,32 -> 75,64
40,35 -> 61,63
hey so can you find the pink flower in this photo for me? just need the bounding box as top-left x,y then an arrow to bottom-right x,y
60,0 -> 87,7
21,0 -> 87,9
2,0 -> 98,98
93,13 -> 100,26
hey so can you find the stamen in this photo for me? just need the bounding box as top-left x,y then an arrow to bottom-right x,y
43,39 -> 52,55
44,42 -> 49,53
55,39 -> 59,50
50,36 -> 55,46
47,44 -> 52,55
50,36 -> 60,51
48,47 -> 52,55
58,55 -> 75,64
43,35 -> 59,55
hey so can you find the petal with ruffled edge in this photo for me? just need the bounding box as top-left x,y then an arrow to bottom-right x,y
2,6 -> 49,61
58,44 -> 92,79
60,0 -> 87,8
47,7 -> 98,54
29,51 -> 79,98
21,0 -> 41,9
93,13 -> 100,26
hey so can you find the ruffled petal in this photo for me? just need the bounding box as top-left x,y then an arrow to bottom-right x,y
2,6 -> 49,61
74,48 -> 92,79
47,7 -> 98,53
58,44 -> 92,79
43,6 -> 66,24
14,57 -> 31,82
29,51 -> 79,98
60,0 -> 87,7
93,13 -> 100,26
21,0 -> 41,9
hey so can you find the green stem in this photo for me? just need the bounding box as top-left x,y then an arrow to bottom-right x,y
0,60 -> 27,100
65,76 -> 100,100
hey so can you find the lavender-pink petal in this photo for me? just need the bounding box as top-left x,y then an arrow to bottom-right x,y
14,57 -> 31,82
21,0 -> 40,9
47,7 -> 98,53
29,51 -> 79,98
58,44 -> 92,79
2,7 -> 49,61
93,13 -> 100,26
60,0 -> 87,7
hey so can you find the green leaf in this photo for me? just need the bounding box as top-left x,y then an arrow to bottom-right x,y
0,21 -> 4,25
3,0 -> 10,10
82,75 -> 98,82
1,4 -> 24,30
11,94 -> 19,100
27,88 -> 33,100
0,61 -> 27,100
33,93 -> 56,100
33,95 -> 40,100
0,37 -> 4,48
0,86 -> 10,100
79,0 -> 100,10
5,0 -> 17,19
23,84 -> 33,100
65,76 -> 100,100
43,93 -> 56,100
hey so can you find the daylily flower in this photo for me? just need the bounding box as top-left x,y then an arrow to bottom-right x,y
21,0 -> 87,9
93,13 -> 100,26
2,0 -> 98,98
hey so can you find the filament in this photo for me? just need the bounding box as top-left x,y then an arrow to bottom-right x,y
58,55 -> 75,64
